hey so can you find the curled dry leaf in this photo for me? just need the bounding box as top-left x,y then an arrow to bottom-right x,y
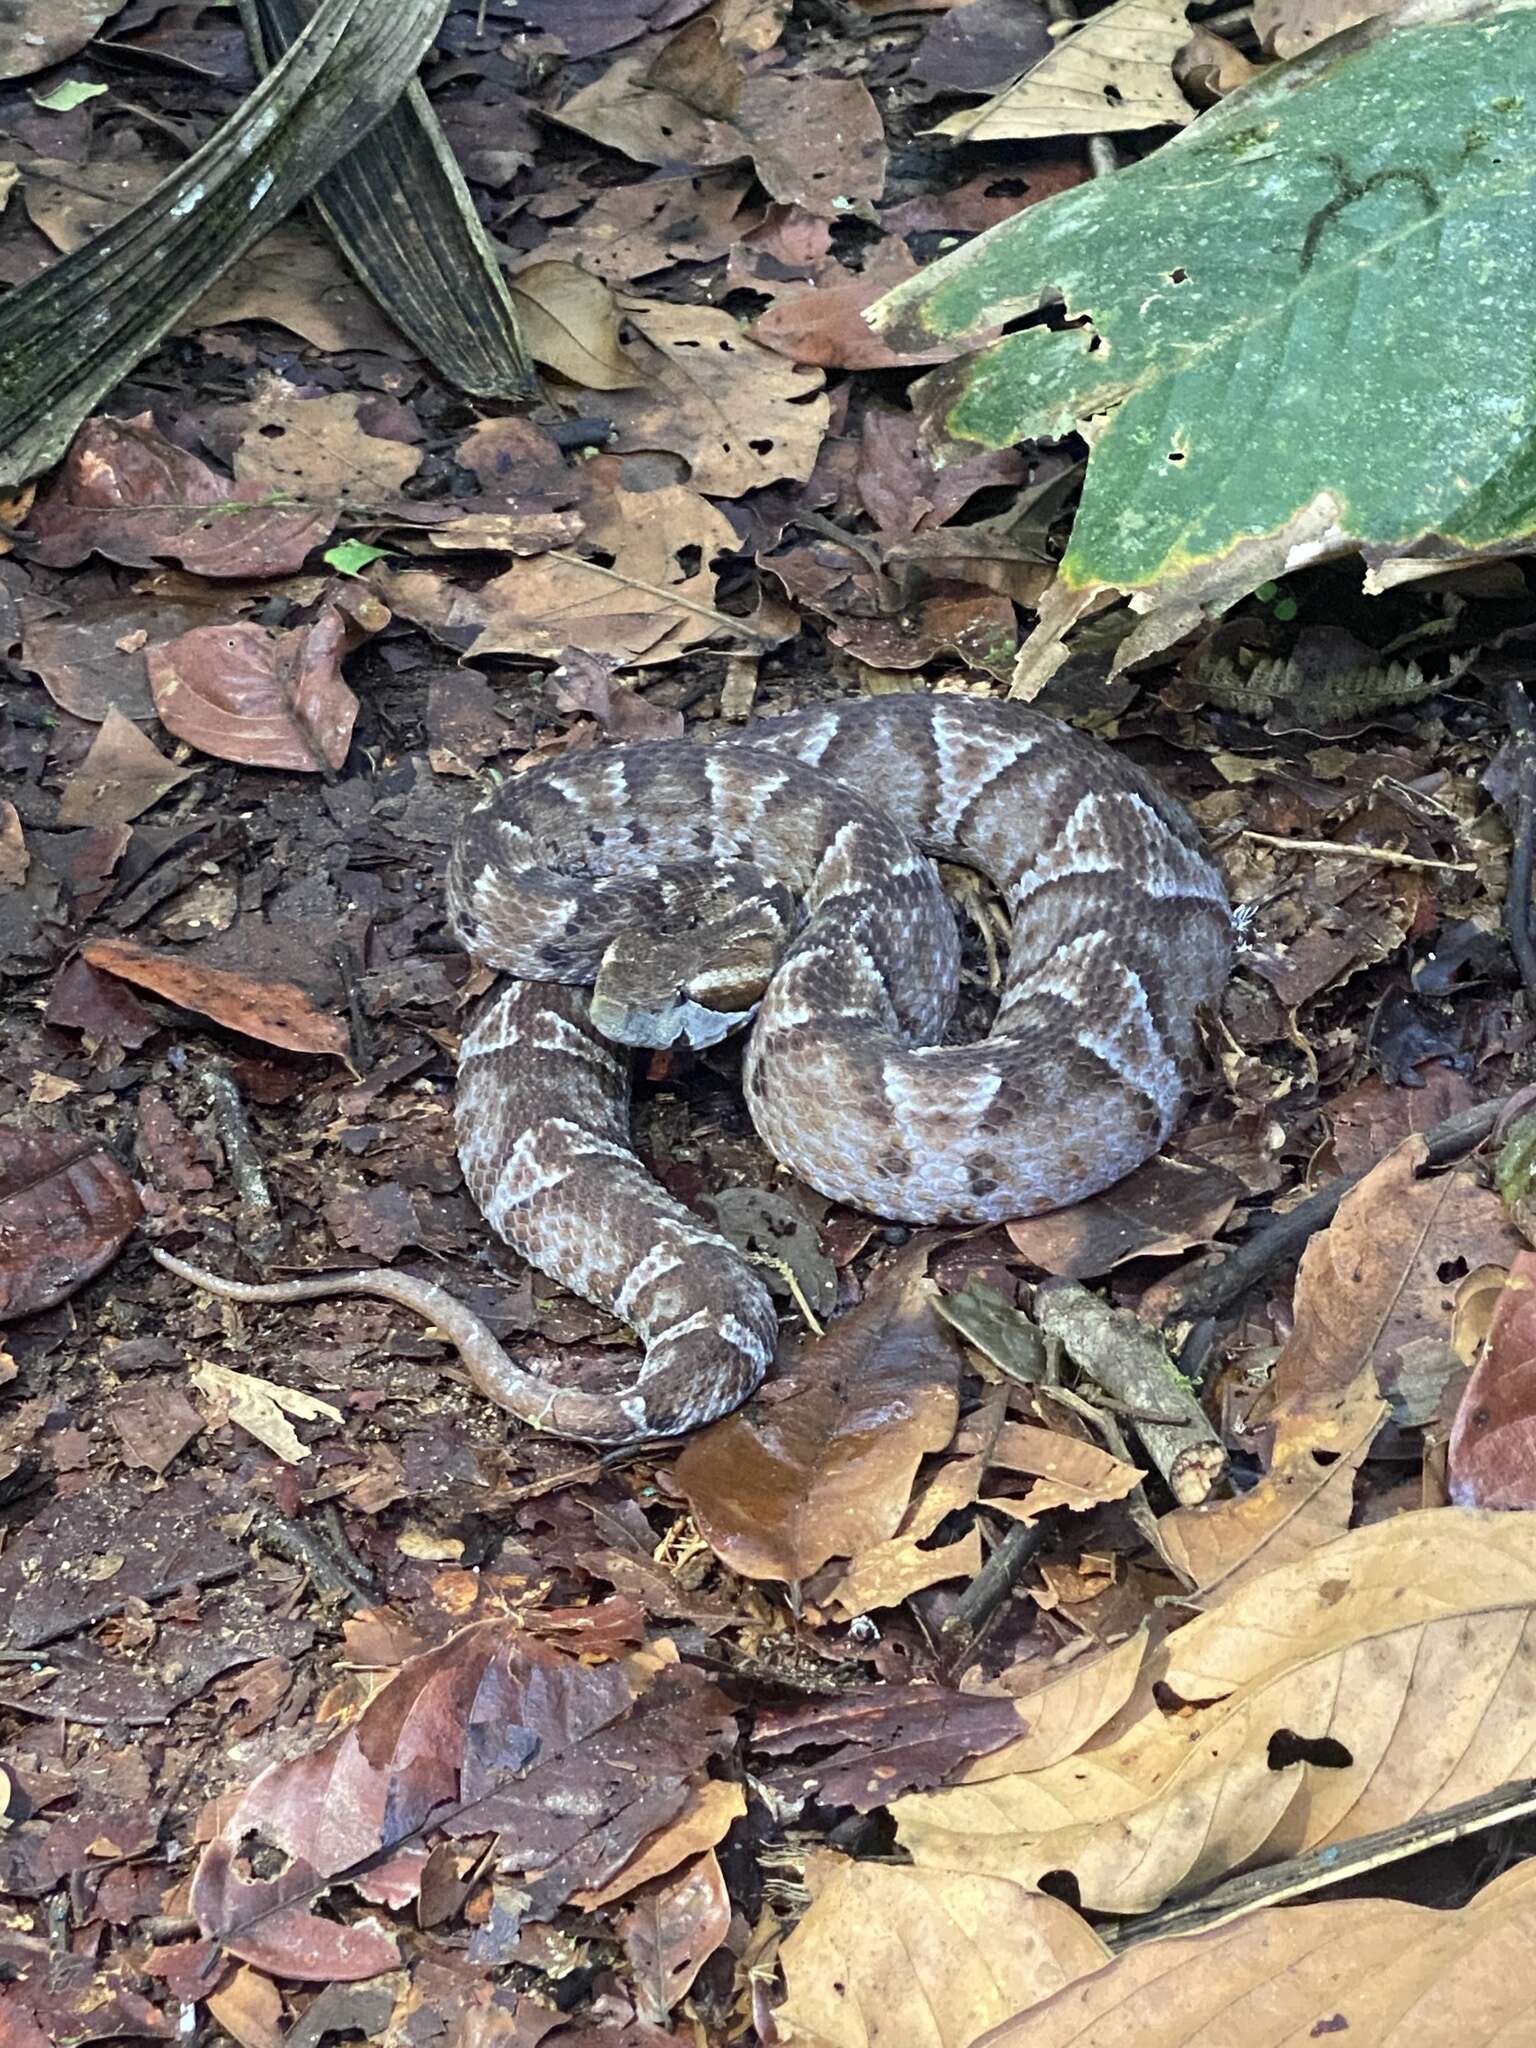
981,1857 -> 1536,2048
82,939 -> 349,1058
671,1246 -> 962,1584
570,1779 -> 746,1910
1449,1248 -> 1536,1510
506,259 -> 643,389
894,1510 -> 1536,1913
191,1621 -> 735,1982
0,1123 -> 143,1322
23,416 -> 330,577
981,1422 -> 1144,1522
776,1854 -> 1107,2048
191,1360 -> 343,1466
147,607 -> 359,772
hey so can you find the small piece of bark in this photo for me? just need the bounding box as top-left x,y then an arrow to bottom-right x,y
1033,1279 -> 1226,1506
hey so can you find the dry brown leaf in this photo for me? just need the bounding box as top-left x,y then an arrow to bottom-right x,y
0,1125 -> 143,1323
1174,22 -> 1264,97
82,939 -> 349,1058
56,708 -> 197,828
1450,1249 -> 1536,1510
1004,1155 -> 1244,1278
894,1510 -> 1536,1913
961,1630 -> 1150,1783
192,1361 -> 343,1465
672,1248 -> 962,1584
192,224 -> 409,355
932,0 -> 1194,141
618,1849 -> 731,2024
0,0 -> 118,78
602,299 -> 829,495
981,1857 -> 1536,2047
0,801 -> 26,887
232,388 -> 422,506
570,1779 -> 746,1909
456,476 -> 743,666
1260,1138 -> 1522,1419
733,72 -> 886,215
507,259 -> 644,389
1159,1361 -> 1385,1595
148,609 -> 359,773
776,1853 -> 1108,2048
825,1527 -> 982,1620
1251,0 -> 1397,55
982,1422 -> 1144,1520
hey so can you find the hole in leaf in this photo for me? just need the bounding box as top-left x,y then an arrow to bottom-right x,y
1269,1730 -> 1353,1771
1167,450 -> 1186,463
1439,1257 -> 1469,1284
676,544 -> 702,575
1169,267 -> 1189,284
1103,82 -> 1124,104
1038,1869 -> 1082,1910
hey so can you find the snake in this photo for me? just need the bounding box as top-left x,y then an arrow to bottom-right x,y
153,691 -> 1232,1443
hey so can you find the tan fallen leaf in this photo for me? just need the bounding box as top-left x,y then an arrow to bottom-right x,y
604,299 -> 830,495
982,1856 -> 1536,2047
961,1628 -> 1150,1782
777,1854 -> 1107,2048
932,0 -> 1194,141
1158,1361 -> 1384,1596
894,1510 -> 1536,1911
507,259 -> 643,389
982,1422 -> 1144,1521
56,707 -> 196,827
232,385 -> 422,505
192,1360 -> 342,1465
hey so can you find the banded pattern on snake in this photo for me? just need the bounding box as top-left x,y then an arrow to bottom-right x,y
155,692 -> 1232,1444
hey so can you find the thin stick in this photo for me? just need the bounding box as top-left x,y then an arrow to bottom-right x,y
201,1058 -> 282,1263
1502,674 -> 1536,1004
1240,830 -> 1475,874
1163,1095 -> 1507,1336
940,1520 -> 1049,1673
1110,1774 -> 1536,1951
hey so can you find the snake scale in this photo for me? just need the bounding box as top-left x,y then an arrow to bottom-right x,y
155,692 -> 1232,1443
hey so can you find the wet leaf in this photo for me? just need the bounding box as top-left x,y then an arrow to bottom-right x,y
618,1850 -> 731,2024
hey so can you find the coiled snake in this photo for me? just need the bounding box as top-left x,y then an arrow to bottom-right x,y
155,693 -> 1231,1442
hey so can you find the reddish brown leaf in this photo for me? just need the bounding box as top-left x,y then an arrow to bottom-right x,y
147,608 -> 358,772
1450,1250 -> 1536,1510
24,416 -> 330,577
190,1622 -> 735,1980
82,939 -> 349,1058
618,1850 -> 731,2024
672,1246 -> 962,1584
755,1688 -> 1026,1811
0,1124 -> 143,1322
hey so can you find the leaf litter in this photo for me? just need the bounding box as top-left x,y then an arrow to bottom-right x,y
3,2 -> 1536,2044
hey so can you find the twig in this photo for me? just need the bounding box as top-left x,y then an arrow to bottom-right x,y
1034,1280 -> 1226,1505
1240,830 -> 1475,874
1109,1775 -> 1536,1951
1162,1095 -> 1507,1337
201,1058 -> 283,1263
939,1519 -> 1050,1673
1502,674 -> 1536,1005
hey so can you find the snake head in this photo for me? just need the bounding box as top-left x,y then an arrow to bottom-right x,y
590,876 -> 794,1049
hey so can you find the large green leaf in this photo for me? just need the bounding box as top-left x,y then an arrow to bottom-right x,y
870,0 -> 1536,690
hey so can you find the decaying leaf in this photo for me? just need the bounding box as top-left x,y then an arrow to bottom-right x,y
618,1849 -> 731,2024
190,1622 -> 735,1979
56,708 -> 197,828
0,1124 -> 143,1322
930,0 -> 1194,141
191,1360 -> 344,1465
147,609 -> 360,772
1449,1248 -> 1536,1510
672,1248 -> 962,1584
82,939 -> 349,1058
